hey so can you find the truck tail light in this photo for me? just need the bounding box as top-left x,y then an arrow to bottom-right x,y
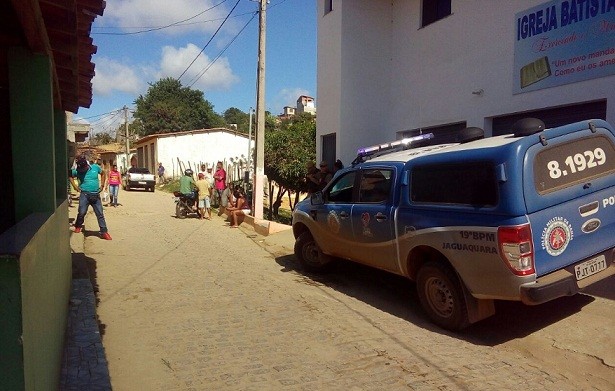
498,224 -> 535,276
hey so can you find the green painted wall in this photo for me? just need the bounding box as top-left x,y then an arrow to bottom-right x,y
21,210 -> 71,391
8,47 -> 56,221
54,110 -> 67,206
0,211 -> 71,391
2,47 -> 72,390
0,257 -> 25,390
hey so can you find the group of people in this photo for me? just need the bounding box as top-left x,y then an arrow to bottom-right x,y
305,159 -> 343,195
69,155 -> 344,239
179,161 -> 251,227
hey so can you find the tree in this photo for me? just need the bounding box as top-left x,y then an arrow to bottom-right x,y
264,114 -> 316,219
133,77 -> 224,135
223,107 -> 250,133
91,131 -> 114,146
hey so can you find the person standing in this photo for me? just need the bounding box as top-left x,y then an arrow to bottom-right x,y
214,161 -> 227,216
69,155 -> 112,240
317,160 -> 333,190
305,161 -> 320,196
333,159 -> 344,175
157,162 -> 165,184
195,173 -> 212,220
107,163 -> 121,207
198,164 -> 208,179
204,166 -> 214,189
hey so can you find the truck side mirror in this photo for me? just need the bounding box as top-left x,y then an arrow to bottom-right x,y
311,191 -> 324,205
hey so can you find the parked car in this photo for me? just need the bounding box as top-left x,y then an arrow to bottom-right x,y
124,167 -> 156,192
292,119 -> 615,330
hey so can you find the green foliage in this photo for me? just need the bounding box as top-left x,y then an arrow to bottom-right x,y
133,77 -> 225,135
264,114 -> 316,217
223,107 -> 251,133
159,178 -> 180,193
91,131 -> 114,145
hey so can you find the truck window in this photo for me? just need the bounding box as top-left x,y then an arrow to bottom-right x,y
327,172 -> 356,203
359,169 -> 392,203
411,162 -> 498,206
533,135 -> 615,194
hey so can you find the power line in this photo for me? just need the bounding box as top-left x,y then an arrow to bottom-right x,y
75,108 -> 123,121
187,11 -> 257,87
92,11 -> 257,35
176,0 -> 243,82
92,0 -> 230,36
91,0 -> 291,36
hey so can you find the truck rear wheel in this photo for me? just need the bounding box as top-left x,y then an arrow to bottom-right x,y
416,261 -> 469,331
294,232 -> 333,272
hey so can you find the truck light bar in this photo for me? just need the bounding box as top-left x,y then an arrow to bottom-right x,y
356,133 -> 434,158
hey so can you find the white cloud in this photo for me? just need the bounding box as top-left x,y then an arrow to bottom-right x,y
158,44 -> 239,91
92,57 -> 143,95
101,0 -> 237,36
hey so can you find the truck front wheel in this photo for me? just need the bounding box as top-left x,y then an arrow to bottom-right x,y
416,262 -> 469,331
294,232 -> 333,272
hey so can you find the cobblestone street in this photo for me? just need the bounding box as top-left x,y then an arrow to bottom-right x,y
75,189 -> 614,390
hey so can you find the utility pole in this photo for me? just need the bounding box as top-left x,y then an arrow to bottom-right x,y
124,105 -> 129,171
253,0 -> 267,220
247,107 -> 253,186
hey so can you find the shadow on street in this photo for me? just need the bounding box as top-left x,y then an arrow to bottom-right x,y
275,254 -> 595,346
72,250 -> 106,338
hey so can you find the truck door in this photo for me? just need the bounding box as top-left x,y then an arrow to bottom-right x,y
525,125 -> 615,277
350,168 -> 398,272
312,171 -> 359,259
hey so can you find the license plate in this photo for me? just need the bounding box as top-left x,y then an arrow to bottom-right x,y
138,181 -> 146,184
574,255 -> 607,281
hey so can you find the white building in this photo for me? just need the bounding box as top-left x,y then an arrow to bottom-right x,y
297,95 -> 317,115
134,128 -> 252,179
317,0 -> 615,165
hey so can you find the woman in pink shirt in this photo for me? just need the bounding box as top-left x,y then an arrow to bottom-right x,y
213,161 -> 227,215
107,163 -> 122,206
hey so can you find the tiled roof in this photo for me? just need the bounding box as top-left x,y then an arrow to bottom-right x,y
5,0 -> 105,113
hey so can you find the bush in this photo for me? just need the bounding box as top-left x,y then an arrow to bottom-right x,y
160,178 -> 180,193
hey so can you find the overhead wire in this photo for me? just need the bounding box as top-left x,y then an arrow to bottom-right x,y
92,0 -> 230,36
92,110 -> 123,134
176,0 -> 243,82
187,10 -> 257,87
186,0 -> 290,88
75,108 -> 123,121
92,11 -> 257,35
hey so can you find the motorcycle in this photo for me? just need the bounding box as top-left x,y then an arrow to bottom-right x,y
173,191 -> 198,219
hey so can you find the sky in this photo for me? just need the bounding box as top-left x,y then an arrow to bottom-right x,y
77,0 -> 317,135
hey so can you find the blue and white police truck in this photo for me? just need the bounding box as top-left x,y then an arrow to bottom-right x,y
292,119 -> 615,330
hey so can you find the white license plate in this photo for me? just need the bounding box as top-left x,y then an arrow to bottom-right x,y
574,255 -> 607,281
138,181 -> 147,184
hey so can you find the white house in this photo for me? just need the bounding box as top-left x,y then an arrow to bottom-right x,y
317,0 -> 615,165
297,95 -> 317,115
133,128 -> 253,179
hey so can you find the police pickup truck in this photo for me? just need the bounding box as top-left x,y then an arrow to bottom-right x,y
292,119 -> 615,330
